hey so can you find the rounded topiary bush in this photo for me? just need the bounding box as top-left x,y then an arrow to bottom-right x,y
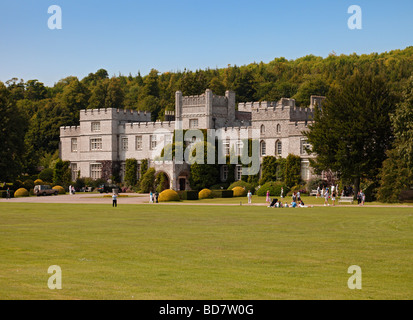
34,179 -> 44,185
257,181 -> 290,197
198,188 -> 213,199
158,189 -> 180,202
232,186 -> 247,197
52,185 -> 66,194
14,188 -> 29,198
228,181 -> 256,194
23,179 -> 34,191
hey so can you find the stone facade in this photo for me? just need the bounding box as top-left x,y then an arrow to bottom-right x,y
60,89 -> 324,190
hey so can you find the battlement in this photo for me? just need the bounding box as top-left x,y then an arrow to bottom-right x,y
182,94 -> 206,107
123,120 -> 176,134
212,94 -> 228,107
129,120 -> 175,128
60,125 -> 81,136
80,108 -> 151,122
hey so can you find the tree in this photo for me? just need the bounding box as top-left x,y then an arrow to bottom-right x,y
0,82 -> 28,181
125,158 -> 138,187
390,76 -> 413,167
305,69 -> 396,194
53,159 -> 71,186
189,141 -> 219,191
139,168 -> 156,193
259,156 -> 279,185
105,77 -> 124,109
284,154 -> 302,188
377,76 -> 413,202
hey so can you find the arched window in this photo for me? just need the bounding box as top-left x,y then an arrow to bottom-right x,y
277,124 -> 281,133
276,140 -> 282,156
260,124 -> 265,134
260,140 -> 266,156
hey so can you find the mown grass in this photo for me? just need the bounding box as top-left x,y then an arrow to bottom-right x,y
182,195 -> 413,206
0,203 -> 412,300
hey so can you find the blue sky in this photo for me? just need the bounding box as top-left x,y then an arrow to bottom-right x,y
0,0 -> 412,86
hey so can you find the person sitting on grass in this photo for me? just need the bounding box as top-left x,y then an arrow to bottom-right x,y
298,200 -> 313,208
291,201 -> 297,208
268,198 -> 278,208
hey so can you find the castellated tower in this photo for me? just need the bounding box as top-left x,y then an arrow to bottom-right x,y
175,89 -> 249,130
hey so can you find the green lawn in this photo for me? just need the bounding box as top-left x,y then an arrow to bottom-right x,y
0,202 -> 412,300
183,194 -> 413,206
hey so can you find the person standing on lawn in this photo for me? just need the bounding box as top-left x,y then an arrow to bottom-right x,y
112,192 -> 118,207
247,190 -> 252,204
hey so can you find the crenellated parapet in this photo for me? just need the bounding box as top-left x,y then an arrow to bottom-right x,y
60,125 -> 80,137
182,94 -> 206,107
244,97 -> 316,122
80,108 -> 151,122
123,120 -> 176,135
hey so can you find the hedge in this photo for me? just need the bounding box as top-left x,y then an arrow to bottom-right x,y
199,189 -> 213,199
0,190 -> 14,198
257,182 -> 290,197
34,179 -> 44,185
178,190 -> 199,200
158,189 -> 180,202
52,185 -> 66,195
228,181 -> 256,194
232,186 -> 247,197
14,188 -> 29,198
212,189 -> 234,198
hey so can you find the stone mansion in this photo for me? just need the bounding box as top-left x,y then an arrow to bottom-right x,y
60,89 -> 325,190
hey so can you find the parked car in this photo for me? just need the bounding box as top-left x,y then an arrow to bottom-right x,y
34,185 -> 58,196
97,184 -> 121,194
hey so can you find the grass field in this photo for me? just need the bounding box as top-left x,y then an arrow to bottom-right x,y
0,202 -> 412,300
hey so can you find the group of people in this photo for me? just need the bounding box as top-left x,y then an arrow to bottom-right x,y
266,189 -> 313,208
149,191 -> 159,203
68,185 -> 76,195
268,198 -> 311,208
316,185 -> 338,206
357,190 -> 366,206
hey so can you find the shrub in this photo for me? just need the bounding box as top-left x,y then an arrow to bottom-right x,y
211,189 -> 233,198
228,181 -> 256,194
210,183 -> 230,190
257,182 -> 290,197
52,185 -> 66,195
306,178 -> 324,192
178,190 -> 199,200
284,154 -> 302,188
14,188 -> 29,197
125,158 -> 138,187
155,172 -> 169,193
39,168 -> 54,182
0,190 -> 14,198
13,180 -> 23,190
291,185 -> 308,194
34,179 -> 44,185
232,186 -> 247,197
23,179 -> 34,191
139,168 -> 156,193
199,188 -> 213,199
158,189 -> 180,202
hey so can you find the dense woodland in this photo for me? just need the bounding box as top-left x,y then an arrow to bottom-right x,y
0,46 -> 412,201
